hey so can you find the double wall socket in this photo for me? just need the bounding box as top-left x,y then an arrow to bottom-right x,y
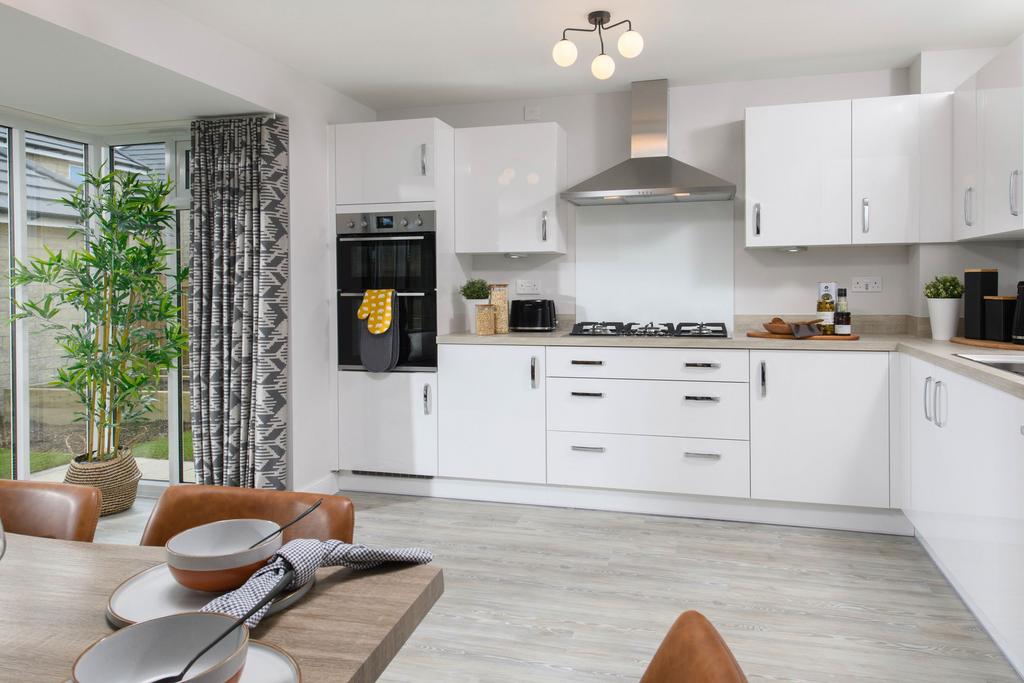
516,279 -> 541,295
851,276 -> 883,293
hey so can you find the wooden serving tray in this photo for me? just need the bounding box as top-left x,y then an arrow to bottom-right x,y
949,336 -> 1022,351
747,331 -> 861,341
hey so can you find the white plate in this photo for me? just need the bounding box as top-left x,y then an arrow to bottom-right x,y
107,563 -> 314,628
243,643 -> 301,682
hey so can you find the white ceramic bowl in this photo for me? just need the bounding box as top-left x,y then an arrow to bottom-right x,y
166,519 -> 282,592
73,612 -> 248,683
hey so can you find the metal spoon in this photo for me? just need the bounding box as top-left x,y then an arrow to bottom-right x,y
247,498 -> 324,549
150,568 -> 295,683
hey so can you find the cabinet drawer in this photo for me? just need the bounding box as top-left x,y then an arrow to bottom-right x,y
547,432 -> 750,498
547,378 -> 749,440
546,347 -> 749,382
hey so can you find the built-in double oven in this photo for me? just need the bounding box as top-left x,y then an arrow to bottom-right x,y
336,210 -> 437,371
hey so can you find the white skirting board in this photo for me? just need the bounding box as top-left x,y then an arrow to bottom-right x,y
333,472 -> 915,536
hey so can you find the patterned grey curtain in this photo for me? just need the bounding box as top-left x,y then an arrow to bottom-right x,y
189,116 -> 289,489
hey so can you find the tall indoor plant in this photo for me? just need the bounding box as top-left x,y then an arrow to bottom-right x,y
12,170 -> 187,514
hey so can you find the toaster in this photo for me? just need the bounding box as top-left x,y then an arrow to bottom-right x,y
509,299 -> 557,332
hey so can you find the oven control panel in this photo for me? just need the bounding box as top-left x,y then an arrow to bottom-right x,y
336,210 -> 436,234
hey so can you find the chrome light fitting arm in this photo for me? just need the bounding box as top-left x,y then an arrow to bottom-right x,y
552,10 -> 644,80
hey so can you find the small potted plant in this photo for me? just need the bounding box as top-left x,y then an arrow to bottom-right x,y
924,275 -> 964,341
460,278 -> 490,333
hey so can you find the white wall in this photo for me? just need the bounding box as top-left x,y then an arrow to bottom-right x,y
2,0 -> 376,490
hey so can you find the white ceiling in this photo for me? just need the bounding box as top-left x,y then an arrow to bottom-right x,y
159,0 -> 1024,111
0,4 -> 259,129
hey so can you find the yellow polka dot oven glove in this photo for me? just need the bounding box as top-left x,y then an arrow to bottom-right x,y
357,289 -> 395,335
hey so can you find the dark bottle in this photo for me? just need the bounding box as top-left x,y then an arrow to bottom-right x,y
1012,281 -> 1024,344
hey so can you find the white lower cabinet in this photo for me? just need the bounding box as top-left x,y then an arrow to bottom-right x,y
749,350 -> 890,508
338,371 -> 437,476
437,344 -> 546,483
547,432 -> 749,499
905,355 -> 1024,671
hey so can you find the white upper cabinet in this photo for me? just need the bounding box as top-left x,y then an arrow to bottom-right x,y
852,95 -> 920,244
454,122 -> 568,254
749,350 -> 890,508
745,99 -> 852,247
953,75 -> 983,240
335,118 -> 446,205
977,36 -> 1024,238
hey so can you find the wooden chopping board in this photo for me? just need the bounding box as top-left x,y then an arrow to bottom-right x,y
747,331 -> 861,341
949,336 -> 1022,351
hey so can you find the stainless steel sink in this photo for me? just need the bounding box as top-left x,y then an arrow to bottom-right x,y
955,353 -> 1024,377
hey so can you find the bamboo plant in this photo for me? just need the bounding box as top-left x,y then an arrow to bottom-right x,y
11,170 -> 188,462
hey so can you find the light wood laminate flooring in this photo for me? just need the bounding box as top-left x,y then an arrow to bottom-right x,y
98,491 -> 1019,682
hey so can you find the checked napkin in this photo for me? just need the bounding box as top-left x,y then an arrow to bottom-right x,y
201,538 -> 433,627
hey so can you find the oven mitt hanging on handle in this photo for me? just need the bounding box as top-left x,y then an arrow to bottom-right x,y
359,291 -> 401,372
357,289 -> 395,334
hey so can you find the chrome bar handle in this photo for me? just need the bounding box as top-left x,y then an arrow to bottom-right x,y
923,376 -> 933,422
684,362 -> 721,369
753,203 -> 761,236
420,143 -> 427,176
684,395 -> 721,402
530,357 -> 538,389
571,445 -> 606,453
964,187 -> 973,227
861,197 -> 870,233
1011,170 -> 1019,216
571,360 -> 604,366
571,391 -> 604,398
423,384 -> 431,415
760,361 -> 767,398
684,451 -> 722,460
541,210 -> 548,241
934,380 -> 947,428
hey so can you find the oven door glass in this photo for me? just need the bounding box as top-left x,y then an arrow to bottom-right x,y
338,292 -> 437,370
336,232 -> 436,293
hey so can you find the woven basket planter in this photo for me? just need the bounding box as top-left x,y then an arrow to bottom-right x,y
64,450 -> 142,516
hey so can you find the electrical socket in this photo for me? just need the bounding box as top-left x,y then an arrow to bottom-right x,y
523,104 -> 541,121
516,279 -> 541,295
851,276 -> 883,293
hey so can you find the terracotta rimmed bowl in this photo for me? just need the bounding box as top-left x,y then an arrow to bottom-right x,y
73,611 -> 248,683
166,519 -> 282,592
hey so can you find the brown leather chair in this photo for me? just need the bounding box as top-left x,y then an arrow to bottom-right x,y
140,485 -> 355,547
640,611 -> 748,683
0,480 -> 102,542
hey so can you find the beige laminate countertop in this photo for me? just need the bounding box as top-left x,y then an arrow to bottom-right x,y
438,331 -> 1024,400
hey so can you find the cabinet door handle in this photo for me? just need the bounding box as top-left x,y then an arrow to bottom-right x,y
571,391 -> 604,398
923,376 -> 934,423
541,210 -> 548,241
684,451 -> 722,460
861,197 -> 870,233
964,187 -> 974,227
420,143 -> 427,176
684,395 -> 721,402
934,380 -> 947,428
760,361 -> 767,397
571,360 -> 604,366
684,362 -> 720,369
530,356 -> 538,388
1011,170 -> 1021,216
571,445 -> 606,453
753,202 -> 761,236
422,384 -> 431,415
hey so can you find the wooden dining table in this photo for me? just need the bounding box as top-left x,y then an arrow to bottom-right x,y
0,533 -> 444,682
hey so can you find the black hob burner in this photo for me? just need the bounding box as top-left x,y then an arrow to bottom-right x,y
570,321 -> 729,338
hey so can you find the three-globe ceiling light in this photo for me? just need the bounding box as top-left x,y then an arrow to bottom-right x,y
552,11 -> 643,80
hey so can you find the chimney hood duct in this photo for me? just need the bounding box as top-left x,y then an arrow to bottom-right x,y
561,79 -> 735,206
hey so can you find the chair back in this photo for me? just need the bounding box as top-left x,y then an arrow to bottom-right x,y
140,484 -> 354,547
640,611 -> 748,683
0,480 -> 102,542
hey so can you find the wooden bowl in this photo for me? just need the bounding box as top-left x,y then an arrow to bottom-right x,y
72,612 -> 248,683
166,519 -> 281,592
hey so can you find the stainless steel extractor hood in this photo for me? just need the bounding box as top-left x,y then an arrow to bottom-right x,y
561,79 -> 735,206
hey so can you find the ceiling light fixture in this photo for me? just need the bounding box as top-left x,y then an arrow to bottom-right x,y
552,10 -> 643,80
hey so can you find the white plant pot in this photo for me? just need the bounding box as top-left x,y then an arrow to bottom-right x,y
927,298 -> 961,341
464,299 -> 488,333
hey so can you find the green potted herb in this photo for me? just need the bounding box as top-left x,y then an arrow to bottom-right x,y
460,278 -> 490,334
924,275 -> 964,341
12,170 -> 188,514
